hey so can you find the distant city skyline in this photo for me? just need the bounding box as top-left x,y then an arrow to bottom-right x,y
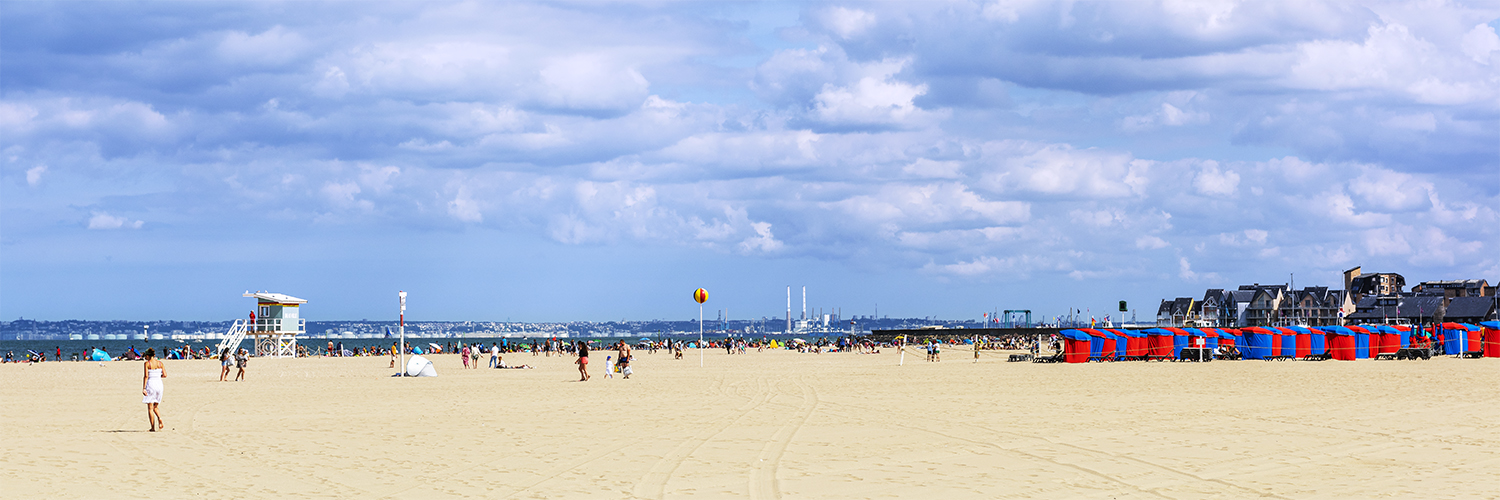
3,2 -> 1496,322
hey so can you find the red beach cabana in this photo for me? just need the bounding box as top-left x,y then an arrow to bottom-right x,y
1060,329 -> 1092,363
1482,321 -> 1500,358
1321,326 -> 1357,360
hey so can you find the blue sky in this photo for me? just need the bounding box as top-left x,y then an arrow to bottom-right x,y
3,1 -> 1497,322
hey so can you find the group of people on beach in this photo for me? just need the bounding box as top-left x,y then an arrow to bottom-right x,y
576,340 -> 633,381
217,348 -> 248,381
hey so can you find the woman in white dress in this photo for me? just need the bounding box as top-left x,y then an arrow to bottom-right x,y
142,349 -> 166,431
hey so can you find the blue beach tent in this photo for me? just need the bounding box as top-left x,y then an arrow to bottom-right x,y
1376,325 -> 1409,349
1171,329 -> 1189,358
89,349 -> 111,361
1238,327 -> 1267,360
1439,323 -> 1469,354
1352,327 -> 1371,359
1290,325 -> 1326,354
1109,330 -> 1128,359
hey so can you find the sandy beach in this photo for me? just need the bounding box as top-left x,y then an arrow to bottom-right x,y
2,347 -> 1496,499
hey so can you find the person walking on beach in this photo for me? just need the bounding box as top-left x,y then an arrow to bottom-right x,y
616,341 -> 633,379
575,341 -> 590,381
141,349 -> 166,431
218,348 -> 232,381
490,343 -> 499,368
461,344 -> 471,369
389,342 -> 398,368
234,348 -> 248,381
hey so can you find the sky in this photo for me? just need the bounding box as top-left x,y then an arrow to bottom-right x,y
2,1 -> 1498,323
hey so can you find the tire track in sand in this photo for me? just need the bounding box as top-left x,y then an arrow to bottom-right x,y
632,376 -> 776,500
748,377 -> 818,500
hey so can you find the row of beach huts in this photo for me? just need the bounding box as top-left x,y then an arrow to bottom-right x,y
1054,321 -> 1500,363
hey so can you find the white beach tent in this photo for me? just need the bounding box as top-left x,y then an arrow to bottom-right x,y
405,355 -> 438,377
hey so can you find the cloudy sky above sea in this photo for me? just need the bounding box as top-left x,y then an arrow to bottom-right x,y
2,1 -> 1497,323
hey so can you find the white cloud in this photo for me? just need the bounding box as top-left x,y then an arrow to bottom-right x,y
1461,23 -> 1500,64
5,2 -> 1499,320
821,7 -> 877,39
538,54 -> 650,112
25,165 -> 46,187
1243,229 -> 1268,245
447,187 -> 483,223
1123,102 -> 1209,131
1192,161 -> 1239,196
984,142 -> 1150,198
1177,256 -> 1219,282
739,221 -> 784,254
87,212 -> 143,230
813,58 -> 933,127
1136,236 -> 1169,249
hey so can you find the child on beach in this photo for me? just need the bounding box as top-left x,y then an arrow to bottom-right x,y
575,341 -> 590,381
604,356 -> 614,378
234,349 -> 248,381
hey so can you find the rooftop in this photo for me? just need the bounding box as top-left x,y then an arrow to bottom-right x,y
244,291 -> 307,304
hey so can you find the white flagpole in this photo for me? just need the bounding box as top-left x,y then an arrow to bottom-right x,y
699,302 -> 704,367
398,290 -> 407,377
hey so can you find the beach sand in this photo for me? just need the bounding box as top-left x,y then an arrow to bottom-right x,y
2,347 -> 1496,499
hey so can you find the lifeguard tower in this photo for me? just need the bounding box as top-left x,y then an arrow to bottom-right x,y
217,291 -> 307,358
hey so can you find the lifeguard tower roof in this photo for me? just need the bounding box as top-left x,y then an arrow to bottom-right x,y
244,291 -> 307,304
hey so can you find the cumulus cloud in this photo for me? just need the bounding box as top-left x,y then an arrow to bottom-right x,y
1462,23 -> 1500,64
2,1 -> 1496,319
1192,161 -> 1239,196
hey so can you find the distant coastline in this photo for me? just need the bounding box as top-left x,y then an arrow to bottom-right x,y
3,317 -> 1001,342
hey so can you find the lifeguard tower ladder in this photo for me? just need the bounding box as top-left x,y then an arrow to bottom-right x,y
244,291 -> 307,357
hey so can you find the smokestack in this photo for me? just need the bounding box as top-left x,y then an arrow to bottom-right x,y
802,286 -> 806,321
786,286 -> 791,333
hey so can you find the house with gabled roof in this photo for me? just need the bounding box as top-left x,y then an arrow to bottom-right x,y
1156,297 -> 1195,327
1442,296 -> 1498,323
1284,286 -> 1349,326
1240,284 -> 1288,326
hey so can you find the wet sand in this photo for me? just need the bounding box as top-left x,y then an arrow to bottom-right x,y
2,347 -> 1496,499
